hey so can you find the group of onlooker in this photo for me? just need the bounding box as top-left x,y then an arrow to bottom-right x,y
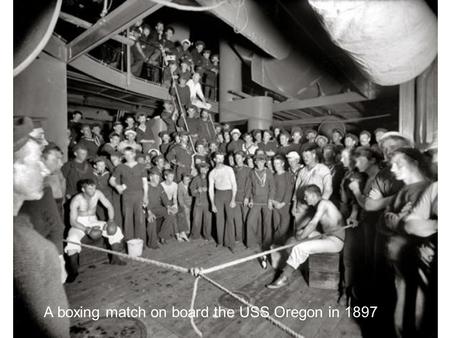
14,106 -> 438,338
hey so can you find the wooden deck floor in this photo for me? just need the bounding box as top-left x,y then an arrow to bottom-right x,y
65,239 -> 363,338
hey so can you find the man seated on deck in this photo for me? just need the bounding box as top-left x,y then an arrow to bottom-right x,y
146,168 -> 177,248
65,179 -> 126,283
267,184 -> 345,289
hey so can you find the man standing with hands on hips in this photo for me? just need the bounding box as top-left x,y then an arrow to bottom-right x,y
208,151 -> 238,252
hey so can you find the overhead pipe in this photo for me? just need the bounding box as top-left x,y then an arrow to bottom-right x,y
196,0 -> 290,60
250,48 -> 345,100
199,0 -> 353,100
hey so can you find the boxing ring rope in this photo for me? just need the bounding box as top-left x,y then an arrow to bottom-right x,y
63,239 -> 190,273
63,224 -> 353,338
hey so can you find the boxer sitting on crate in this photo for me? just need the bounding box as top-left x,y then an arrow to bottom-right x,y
64,179 -> 126,283
267,184 -> 345,289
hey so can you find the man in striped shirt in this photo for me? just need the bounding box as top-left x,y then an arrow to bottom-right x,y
245,153 -> 275,268
232,151 -> 252,246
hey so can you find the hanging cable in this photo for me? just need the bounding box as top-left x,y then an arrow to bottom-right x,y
233,0 -> 249,34
100,0 -> 109,17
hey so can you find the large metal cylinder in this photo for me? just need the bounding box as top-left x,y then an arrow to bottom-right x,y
219,41 -> 273,128
220,96 -> 273,131
14,0 -> 62,77
247,97 -> 273,131
219,41 -> 242,105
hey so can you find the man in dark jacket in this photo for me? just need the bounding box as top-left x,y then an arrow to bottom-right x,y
161,100 -> 178,134
19,143 -> 66,257
197,109 -> 215,143
77,124 -> 99,160
61,144 -> 95,199
166,131 -> 193,182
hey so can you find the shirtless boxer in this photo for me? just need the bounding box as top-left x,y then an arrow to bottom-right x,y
65,179 -> 126,283
267,184 -> 345,288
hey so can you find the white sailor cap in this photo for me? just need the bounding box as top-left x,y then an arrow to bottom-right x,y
286,151 -> 300,160
181,39 -> 192,46
230,128 -> 241,136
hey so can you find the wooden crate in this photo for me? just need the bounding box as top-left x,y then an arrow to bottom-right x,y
305,253 -> 340,290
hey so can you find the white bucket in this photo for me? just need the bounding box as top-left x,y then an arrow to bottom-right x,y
127,239 -> 143,257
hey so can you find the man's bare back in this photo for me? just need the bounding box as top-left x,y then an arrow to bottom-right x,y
296,198 -> 345,240
316,200 -> 344,229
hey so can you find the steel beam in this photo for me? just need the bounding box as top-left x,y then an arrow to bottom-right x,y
285,110 -> 312,119
399,80 -> 416,141
69,51 -> 170,100
68,94 -> 153,113
66,0 -> 165,62
273,92 -> 372,113
44,34 -> 67,62
59,12 -> 134,46
67,69 -> 160,99
273,113 -> 391,127
274,112 -> 292,121
228,90 -> 252,99
68,87 -> 157,110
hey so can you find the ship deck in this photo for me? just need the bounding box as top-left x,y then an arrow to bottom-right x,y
65,239 -> 363,338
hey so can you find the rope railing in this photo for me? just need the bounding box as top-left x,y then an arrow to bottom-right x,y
199,224 -> 353,275
196,273 -> 305,338
63,224 -> 352,337
63,239 -> 189,274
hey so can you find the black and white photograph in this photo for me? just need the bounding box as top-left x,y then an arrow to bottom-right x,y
11,0 -> 440,337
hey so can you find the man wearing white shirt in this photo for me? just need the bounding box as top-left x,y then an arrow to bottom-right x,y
292,144 -> 332,227
209,151 -> 237,252
187,72 -> 211,110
